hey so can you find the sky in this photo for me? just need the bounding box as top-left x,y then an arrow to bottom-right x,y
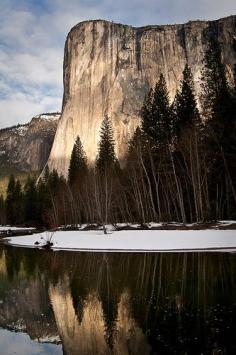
0,0 -> 236,128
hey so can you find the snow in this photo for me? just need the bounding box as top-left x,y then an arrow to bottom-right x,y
14,125 -> 28,136
0,226 -> 35,231
5,229 -> 236,252
35,113 -> 60,121
60,221 -> 236,231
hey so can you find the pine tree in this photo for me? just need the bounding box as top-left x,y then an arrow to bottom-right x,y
201,36 -> 230,135
174,64 -> 200,137
14,180 -> 23,225
6,175 -> 16,225
126,126 -> 144,164
24,177 -> 38,225
201,36 -> 236,218
0,195 -> 6,225
141,88 -> 154,139
5,175 -> 23,225
142,74 -> 172,147
48,169 -> 61,191
68,136 -> 87,186
96,115 -> 118,173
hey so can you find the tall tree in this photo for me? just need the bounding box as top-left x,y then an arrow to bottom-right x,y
201,36 -> 236,218
0,195 -> 6,225
174,64 -> 200,137
68,136 -> 87,186
14,180 -> 23,225
96,115 -> 118,173
201,36 -> 230,134
5,175 -> 16,225
142,74 -> 172,147
24,177 -> 38,226
6,175 -> 23,225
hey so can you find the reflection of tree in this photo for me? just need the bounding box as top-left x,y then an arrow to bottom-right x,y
5,247 -> 21,281
1,247 -> 236,354
70,275 -> 87,324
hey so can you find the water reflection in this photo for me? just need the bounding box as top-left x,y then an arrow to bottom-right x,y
0,247 -> 236,354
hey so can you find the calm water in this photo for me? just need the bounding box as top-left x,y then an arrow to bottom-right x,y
0,246 -> 235,354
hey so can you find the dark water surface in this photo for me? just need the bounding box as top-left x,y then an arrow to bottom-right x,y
0,246 -> 235,354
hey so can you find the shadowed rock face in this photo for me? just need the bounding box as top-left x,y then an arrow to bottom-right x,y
0,113 -> 60,172
46,16 -> 236,177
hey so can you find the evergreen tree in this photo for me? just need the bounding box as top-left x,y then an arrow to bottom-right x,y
201,36 -> 230,134
174,64 -> 200,137
126,126 -> 144,164
201,36 -> 236,218
37,178 -> 51,227
0,195 -> 6,225
96,115 -> 119,173
142,74 -> 172,147
141,88 -> 154,139
6,175 -> 23,225
5,175 -> 16,225
14,180 -> 23,225
68,136 -> 87,186
48,169 -> 61,192
24,177 -> 38,226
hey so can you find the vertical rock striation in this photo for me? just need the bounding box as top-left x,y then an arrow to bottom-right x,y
47,16 -> 236,177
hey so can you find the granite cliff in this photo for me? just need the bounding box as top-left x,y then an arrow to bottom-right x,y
46,16 -> 236,177
0,113 -> 60,173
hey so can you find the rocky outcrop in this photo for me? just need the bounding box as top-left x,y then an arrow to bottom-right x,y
0,113 -> 60,172
46,16 -> 236,177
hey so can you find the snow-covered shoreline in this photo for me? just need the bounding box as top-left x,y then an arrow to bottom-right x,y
4,229 -> 236,253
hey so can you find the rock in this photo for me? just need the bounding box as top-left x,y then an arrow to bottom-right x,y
46,16 -> 236,177
0,112 -> 60,172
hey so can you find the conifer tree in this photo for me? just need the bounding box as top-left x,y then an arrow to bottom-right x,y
142,74 -> 172,147
24,177 -> 38,225
126,126 -> 144,164
141,88 -> 154,139
6,175 -> 23,225
174,64 -> 200,137
201,36 -> 230,134
68,136 -> 87,186
96,115 -> 118,173
0,195 -> 6,225
14,180 -> 24,225
201,36 -> 236,218
5,175 -> 16,225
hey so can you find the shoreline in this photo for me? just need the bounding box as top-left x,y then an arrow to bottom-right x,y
3,228 -> 236,253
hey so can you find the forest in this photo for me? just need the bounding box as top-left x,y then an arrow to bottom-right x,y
0,36 -> 236,228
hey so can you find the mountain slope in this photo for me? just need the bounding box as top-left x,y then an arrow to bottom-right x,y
0,112 -> 60,174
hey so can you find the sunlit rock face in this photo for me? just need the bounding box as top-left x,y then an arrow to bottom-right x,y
49,278 -> 150,354
49,278 -> 110,355
114,291 -> 151,354
0,113 -> 60,172
47,16 -> 236,177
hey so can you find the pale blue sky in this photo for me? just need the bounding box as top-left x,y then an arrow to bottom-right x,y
0,0 -> 236,128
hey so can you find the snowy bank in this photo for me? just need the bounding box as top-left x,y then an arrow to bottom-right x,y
4,229 -> 236,252
0,226 -> 35,231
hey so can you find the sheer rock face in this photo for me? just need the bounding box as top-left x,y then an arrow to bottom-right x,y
0,113 -> 60,172
47,16 -> 236,177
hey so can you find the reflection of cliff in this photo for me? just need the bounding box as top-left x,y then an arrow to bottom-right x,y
0,250 -> 7,275
49,277 -> 109,355
0,248 -> 236,354
114,291 -> 151,354
49,277 -> 150,354
0,251 -> 59,343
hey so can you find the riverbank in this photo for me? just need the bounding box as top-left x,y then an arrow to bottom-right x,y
4,227 -> 236,252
